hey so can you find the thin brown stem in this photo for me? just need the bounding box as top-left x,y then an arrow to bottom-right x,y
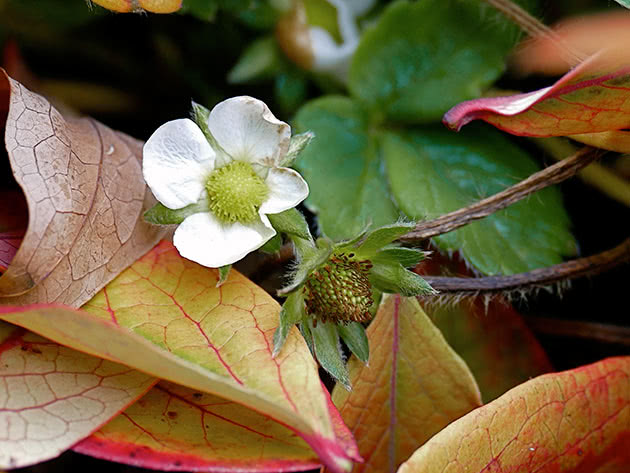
524,316 -> 630,346
421,238 -> 630,293
481,0 -> 586,65
401,147 -> 600,243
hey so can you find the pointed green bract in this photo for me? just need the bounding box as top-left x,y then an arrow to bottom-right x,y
282,131 -> 316,166
144,201 -> 208,225
353,222 -> 417,258
273,291 -> 306,357
217,265 -> 231,286
260,233 -> 283,254
337,322 -> 369,364
373,247 -> 426,268
309,320 -> 351,390
369,261 -> 435,297
268,208 -> 312,241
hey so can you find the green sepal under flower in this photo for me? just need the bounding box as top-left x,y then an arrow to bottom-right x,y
273,221 -> 435,386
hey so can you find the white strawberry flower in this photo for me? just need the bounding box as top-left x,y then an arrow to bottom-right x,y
142,96 -> 309,268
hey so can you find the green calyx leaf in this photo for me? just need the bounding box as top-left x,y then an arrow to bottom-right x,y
337,322 -> 369,364
259,233 -> 283,254
308,319 -> 351,390
350,222 -> 417,258
281,131 -> 316,166
279,237 -> 334,295
191,100 -> 226,154
372,246 -> 427,269
144,201 -> 208,225
268,208 -> 312,241
217,265 -> 231,287
273,291 -> 306,357
369,261 -> 436,297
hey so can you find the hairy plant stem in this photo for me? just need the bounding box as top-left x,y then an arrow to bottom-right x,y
400,147 -> 600,243
420,238 -> 630,293
524,316 -> 630,347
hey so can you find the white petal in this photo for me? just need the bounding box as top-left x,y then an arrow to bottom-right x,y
259,167 -> 309,215
143,119 -> 215,209
310,27 -> 357,82
206,96 -> 291,167
173,212 -> 276,268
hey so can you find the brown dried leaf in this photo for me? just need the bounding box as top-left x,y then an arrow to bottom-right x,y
0,69 -> 165,306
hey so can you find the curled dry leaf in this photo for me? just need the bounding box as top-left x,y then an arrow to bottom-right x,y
0,69 -> 165,305
513,11 -> 630,76
329,294 -> 481,473
0,321 -> 156,469
398,357 -> 630,473
443,50 -> 630,149
75,381 -> 348,472
0,242 -> 360,473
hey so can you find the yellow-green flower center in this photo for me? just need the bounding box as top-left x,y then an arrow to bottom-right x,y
304,254 -> 374,325
206,161 -> 269,224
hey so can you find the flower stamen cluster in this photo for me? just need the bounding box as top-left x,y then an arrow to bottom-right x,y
206,161 -> 269,224
304,253 -> 373,325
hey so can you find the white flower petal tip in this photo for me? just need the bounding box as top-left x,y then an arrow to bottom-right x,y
173,212 -> 277,268
143,118 -> 216,209
206,96 -> 291,167
259,167 -> 310,215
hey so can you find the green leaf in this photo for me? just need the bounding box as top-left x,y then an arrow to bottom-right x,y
372,246 -> 426,268
383,124 -> 576,275
144,201 -> 208,225
369,262 -> 435,297
227,36 -> 283,84
259,233 -> 283,254
354,222 -> 417,258
268,208 -> 312,240
309,320 -> 351,390
294,96 -> 400,240
613,0 -> 630,8
337,322 -> 369,364
349,0 -> 534,123
217,265 -> 231,286
273,291 -> 305,357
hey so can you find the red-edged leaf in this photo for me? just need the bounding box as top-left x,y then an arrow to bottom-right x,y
75,381 -> 357,472
398,357 -> 630,473
0,321 -> 156,469
329,294 -> 481,473
444,51 -> 630,137
0,242 -> 359,472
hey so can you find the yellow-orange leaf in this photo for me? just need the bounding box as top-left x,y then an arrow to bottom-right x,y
0,242 -> 358,472
330,295 -> 482,473
398,357 -> 630,473
75,380 -> 330,471
91,0 -> 181,13
0,321 -> 156,469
